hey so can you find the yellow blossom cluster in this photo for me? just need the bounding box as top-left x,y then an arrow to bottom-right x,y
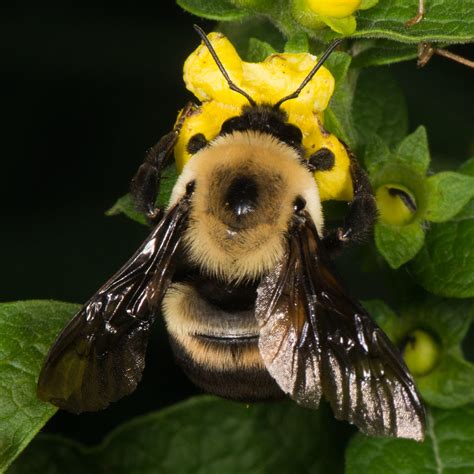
174,32 -> 354,201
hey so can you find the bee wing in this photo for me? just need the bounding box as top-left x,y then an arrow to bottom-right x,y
255,212 -> 425,440
37,195 -> 191,413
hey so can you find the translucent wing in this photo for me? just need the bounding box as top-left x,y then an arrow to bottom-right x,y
37,195 -> 191,413
255,212 -> 425,440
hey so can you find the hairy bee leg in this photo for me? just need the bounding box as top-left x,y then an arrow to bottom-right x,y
130,102 -> 196,223
322,151 -> 377,254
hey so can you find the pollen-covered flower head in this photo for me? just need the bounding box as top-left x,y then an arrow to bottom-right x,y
174,32 -> 354,201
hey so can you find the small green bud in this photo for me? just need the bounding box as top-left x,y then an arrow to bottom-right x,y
403,329 -> 440,376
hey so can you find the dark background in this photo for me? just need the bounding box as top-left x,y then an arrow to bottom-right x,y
1,3 -> 473,444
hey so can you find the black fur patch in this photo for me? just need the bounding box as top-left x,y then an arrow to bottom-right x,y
219,104 -> 304,154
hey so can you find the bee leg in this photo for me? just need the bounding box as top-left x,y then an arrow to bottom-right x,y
322,153 -> 377,254
130,102 -> 196,224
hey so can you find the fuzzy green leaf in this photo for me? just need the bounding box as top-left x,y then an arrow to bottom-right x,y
324,56 -> 358,150
425,172 -> 474,223
411,220 -> 474,298
323,0 -> 474,43
396,126 -> 430,175
353,68 -> 408,148
346,407 -> 474,474
10,397 -> 344,474
360,0 -> 379,9
284,32 -> 308,53
324,51 -> 352,86
363,133 -> 391,176
374,221 -> 425,269
177,0 -> 248,21
217,17 -> 286,61
459,157 -> 474,177
401,297 -> 473,348
0,301 -> 79,472
246,37 -> 276,62
352,40 -> 418,68
454,158 -> 474,220
361,299 -> 405,341
418,354 -> 474,409
106,194 -> 147,226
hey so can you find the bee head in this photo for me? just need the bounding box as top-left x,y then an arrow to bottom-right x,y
168,131 -> 324,282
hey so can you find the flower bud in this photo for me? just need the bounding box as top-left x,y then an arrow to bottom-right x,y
375,184 -> 417,226
403,330 -> 440,376
306,0 -> 361,18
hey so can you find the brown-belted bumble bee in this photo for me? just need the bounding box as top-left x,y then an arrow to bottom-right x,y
37,26 -> 425,441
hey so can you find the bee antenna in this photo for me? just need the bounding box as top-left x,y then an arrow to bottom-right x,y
193,24 -> 257,107
274,39 -> 343,109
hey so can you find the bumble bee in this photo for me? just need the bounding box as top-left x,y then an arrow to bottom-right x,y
37,26 -> 425,441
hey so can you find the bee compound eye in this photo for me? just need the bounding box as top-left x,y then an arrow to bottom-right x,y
293,196 -> 306,212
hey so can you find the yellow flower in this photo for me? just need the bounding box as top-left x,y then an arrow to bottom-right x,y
291,0 -> 379,35
307,0 -> 361,18
174,32 -> 354,201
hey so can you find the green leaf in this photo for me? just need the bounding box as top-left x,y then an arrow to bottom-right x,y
401,297 -> 473,348
106,164 -> 178,226
364,297 -> 474,408
246,37 -> 276,62
324,51 -> 351,86
346,406 -> 474,474
411,220 -> 474,298
374,221 -> 425,269
10,397 -> 345,474
459,157 -> 474,176
176,0 -> 248,21
217,17 -> 286,60
284,32 -> 308,53
352,68 -> 408,148
396,126 -> 430,175
324,63 -> 359,150
324,51 -> 353,144
453,158 -> 474,220
323,0 -> 474,43
7,435 -> 91,474
454,200 -> 474,221
362,133 -> 391,176
401,298 -> 474,408
425,172 -> 474,223
352,39 -> 418,68
359,0 -> 379,9
361,299 -> 406,341
418,354 -> 474,409
106,193 -> 147,226
0,301 -> 79,472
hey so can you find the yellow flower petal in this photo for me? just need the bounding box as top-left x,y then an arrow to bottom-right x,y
175,33 -> 354,202
307,0 -> 361,18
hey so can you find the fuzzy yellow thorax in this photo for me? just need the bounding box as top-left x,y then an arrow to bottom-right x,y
174,32 -> 353,201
